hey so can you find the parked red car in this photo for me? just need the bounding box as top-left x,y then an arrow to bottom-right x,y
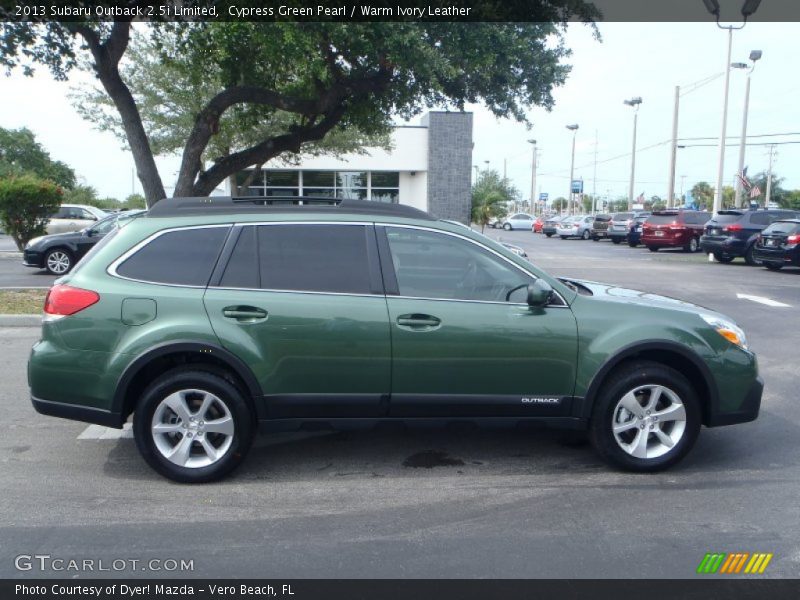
641,210 -> 711,252
532,216 -> 544,233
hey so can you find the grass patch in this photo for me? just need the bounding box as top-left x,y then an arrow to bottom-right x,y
0,289 -> 46,314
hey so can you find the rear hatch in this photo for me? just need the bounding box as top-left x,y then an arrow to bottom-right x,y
758,221 -> 800,250
609,212 -> 634,233
704,210 -> 745,240
643,212 -> 683,240
592,215 -> 611,232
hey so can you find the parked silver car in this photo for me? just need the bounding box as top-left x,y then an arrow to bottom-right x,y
500,213 -> 535,231
556,215 -> 594,239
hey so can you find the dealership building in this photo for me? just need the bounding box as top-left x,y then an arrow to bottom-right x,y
226,111 -> 473,224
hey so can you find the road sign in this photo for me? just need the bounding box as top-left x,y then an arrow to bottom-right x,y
571,180 -> 583,194
539,193 -> 549,201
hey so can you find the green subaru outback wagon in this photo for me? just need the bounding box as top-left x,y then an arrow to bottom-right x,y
29,197 -> 762,482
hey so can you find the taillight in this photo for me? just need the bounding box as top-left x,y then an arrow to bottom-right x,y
44,284 -> 100,318
724,224 -> 743,232
788,234 -> 800,244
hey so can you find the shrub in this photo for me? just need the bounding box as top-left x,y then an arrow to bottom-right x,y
0,175 -> 63,250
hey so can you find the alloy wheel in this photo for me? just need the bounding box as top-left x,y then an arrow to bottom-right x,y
611,384 -> 687,460
46,251 -> 71,275
151,389 -> 235,468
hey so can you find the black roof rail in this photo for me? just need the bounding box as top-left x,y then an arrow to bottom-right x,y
147,196 -> 435,220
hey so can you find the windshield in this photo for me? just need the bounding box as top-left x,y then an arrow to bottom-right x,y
764,221 -> 800,235
649,214 -> 680,224
711,212 -> 744,224
612,213 -> 633,221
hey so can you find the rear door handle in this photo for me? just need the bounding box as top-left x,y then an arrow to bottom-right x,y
222,306 -> 268,322
396,314 -> 441,329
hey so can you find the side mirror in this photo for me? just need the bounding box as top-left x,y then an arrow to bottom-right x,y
86,228 -> 96,237
527,279 -> 554,307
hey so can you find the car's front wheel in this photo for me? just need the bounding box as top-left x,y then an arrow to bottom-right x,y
134,369 -> 254,483
44,248 -> 73,275
713,253 -> 734,263
647,246 -> 659,252
744,245 -> 761,266
503,223 -> 512,231
764,262 -> 783,271
589,361 -> 701,472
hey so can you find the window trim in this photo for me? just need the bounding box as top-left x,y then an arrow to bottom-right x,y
106,224 -> 232,288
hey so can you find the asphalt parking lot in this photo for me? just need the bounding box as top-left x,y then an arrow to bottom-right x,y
1,230 -> 798,579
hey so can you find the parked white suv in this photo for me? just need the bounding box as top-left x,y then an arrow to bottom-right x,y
46,204 -> 108,234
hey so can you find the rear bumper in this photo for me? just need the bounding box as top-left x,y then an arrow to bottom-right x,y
706,376 -> 763,427
31,395 -> 124,428
753,246 -> 800,265
608,230 -> 629,240
642,236 -> 688,248
700,236 -> 746,257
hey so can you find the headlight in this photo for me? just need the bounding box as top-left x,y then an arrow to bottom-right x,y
26,237 -> 44,249
701,314 -> 748,350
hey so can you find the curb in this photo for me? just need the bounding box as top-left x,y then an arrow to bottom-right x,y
0,314 -> 40,327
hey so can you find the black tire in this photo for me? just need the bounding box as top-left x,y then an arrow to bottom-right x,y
545,233 -> 553,238
560,235 -> 568,240
133,368 -> 255,483
503,223 -> 512,231
592,236 -> 600,242
611,238 -> 621,245
744,245 -> 761,266
628,240 -> 638,248
764,262 -> 783,271
44,248 -> 74,275
589,361 -> 701,472
647,246 -> 659,252
582,230 -> 590,240
713,253 -> 734,263
684,237 -> 699,253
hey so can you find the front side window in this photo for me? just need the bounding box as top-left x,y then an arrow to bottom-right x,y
385,227 -> 533,303
115,227 -> 229,286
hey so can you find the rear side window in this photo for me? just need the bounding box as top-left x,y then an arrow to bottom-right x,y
257,224 -> 373,294
115,227 -> 229,286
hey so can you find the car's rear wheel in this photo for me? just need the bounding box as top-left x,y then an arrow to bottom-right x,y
648,246 -> 659,252
684,237 -> 699,253
589,361 -> 701,472
612,238 -> 621,245
764,262 -> 783,271
545,233 -> 553,238
44,248 -> 73,275
628,240 -> 638,248
560,235 -> 568,240
744,245 -> 761,266
134,369 -> 254,483
713,253 -> 734,263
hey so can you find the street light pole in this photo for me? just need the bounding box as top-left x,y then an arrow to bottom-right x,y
703,0 -> 762,214
667,86 -> 680,208
734,50 -> 762,208
566,125 -> 579,216
527,139 -> 537,215
624,97 -> 642,211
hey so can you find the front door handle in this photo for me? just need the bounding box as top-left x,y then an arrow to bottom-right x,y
396,314 -> 441,330
222,306 -> 268,322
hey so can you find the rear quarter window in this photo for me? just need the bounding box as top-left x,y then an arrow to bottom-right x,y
114,226 -> 229,286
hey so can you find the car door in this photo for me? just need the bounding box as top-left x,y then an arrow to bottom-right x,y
203,222 -> 391,418
46,207 -> 69,234
510,214 -> 532,230
378,225 -> 579,418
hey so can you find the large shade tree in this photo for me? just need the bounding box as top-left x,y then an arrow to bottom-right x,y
1,3 -> 599,206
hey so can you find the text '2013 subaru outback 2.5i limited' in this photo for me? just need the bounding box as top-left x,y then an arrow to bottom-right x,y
28,197 -> 763,483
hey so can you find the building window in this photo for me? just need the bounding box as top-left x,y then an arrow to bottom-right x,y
235,169 -> 399,204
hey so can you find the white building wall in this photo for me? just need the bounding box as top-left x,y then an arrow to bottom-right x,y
399,171 -> 428,211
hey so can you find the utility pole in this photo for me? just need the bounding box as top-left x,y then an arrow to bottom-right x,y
527,139 -> 537,216
713,27 -> 733,214
765,144 -> 776,208
624,97 -> 642,211
667,86 -> 680,208
592,130 -> 598,215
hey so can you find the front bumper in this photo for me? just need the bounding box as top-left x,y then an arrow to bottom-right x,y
706,376 -> 763,427
23,249 -> 44,268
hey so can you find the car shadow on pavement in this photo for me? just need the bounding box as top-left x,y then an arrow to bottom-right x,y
99,410 -> 799,485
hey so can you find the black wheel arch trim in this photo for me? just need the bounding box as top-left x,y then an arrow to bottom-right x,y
112,341 -> 263,421
577,340 -> 720,424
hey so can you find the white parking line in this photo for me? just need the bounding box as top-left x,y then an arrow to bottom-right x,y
736,293 -> 791,308
77,423 -> 133,440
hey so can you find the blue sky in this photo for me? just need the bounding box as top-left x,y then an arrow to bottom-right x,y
1,21 -> 798,201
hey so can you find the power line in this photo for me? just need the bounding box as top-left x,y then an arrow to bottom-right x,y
679,140 -> 800,148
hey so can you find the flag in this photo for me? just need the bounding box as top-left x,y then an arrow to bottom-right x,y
736,169 -> 752,191
749,185 -> 761,198
636,192 -> 645,203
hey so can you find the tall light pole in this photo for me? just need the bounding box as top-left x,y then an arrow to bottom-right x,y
527,139 -> 537,215
624,97 -> 642,210
734,50 -> 762,208
667,86 -> 680,208
566,124 -> 578,215
703,0 -> 762,215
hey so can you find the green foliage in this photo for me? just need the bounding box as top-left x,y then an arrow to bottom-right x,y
124,193 -> 147,210
551,197 -> 568,212
0,175 -> 63,250
690,182 -> 714,208
779,190 -> 800,210
471,169 -> 517,232
0,126 -> 76,189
